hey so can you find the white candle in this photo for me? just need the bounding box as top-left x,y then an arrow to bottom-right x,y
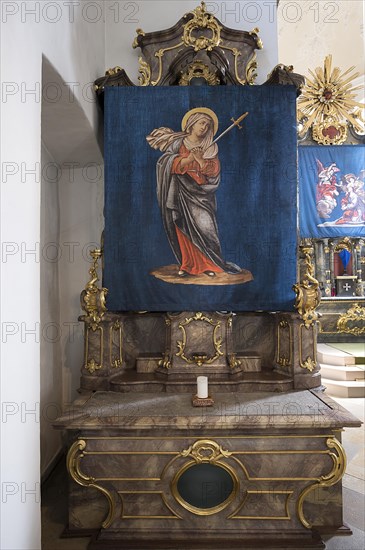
197,376 -> 208,398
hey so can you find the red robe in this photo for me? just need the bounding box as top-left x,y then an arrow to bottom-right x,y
171,144 -> 223,274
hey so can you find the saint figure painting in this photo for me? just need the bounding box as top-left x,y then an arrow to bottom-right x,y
103,85 -> 299,312
146,107 -> 253,286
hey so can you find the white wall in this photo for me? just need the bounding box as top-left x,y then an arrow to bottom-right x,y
278,0 -> 365,84
0,2 -> 105,549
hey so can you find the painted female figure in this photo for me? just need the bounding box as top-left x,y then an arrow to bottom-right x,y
146,108 -> 242,279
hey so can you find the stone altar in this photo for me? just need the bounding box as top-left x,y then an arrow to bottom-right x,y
55,389 -> 361,549
54,5 -> 362,549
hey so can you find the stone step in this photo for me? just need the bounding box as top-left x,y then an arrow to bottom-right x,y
317,343 -> 356,366
320,363 -> 365,381
321,377 -> 365,398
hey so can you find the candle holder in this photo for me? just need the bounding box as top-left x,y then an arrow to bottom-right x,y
192,394 -> 214,407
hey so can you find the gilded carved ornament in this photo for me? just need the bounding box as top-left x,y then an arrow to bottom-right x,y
276,319 -> 292,368
138,57 -> 151,86
337,303 -> 365,336
176,312 -> 224,365
80,249 -> 108,330
297,437 -> 346,529
180,439 -> 232,462
179,61 -> 220,86
134,1 -> 262,87
67,439 -> 115,528
297,55 -> 364,144
293,242 -> 321,329
182,2 -> 222,52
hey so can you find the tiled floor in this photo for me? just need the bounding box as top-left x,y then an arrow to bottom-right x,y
41,395 -> 365,550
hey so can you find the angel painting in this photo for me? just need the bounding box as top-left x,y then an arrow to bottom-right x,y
315,158 -> 365,227
146,107 -> 253,285
316,160 -> 340,219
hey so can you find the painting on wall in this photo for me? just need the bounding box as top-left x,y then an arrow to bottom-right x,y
103,85 -> 298,312
299,145 -> 365,238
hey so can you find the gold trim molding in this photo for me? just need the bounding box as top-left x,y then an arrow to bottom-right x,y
297,437 -> 346,529
84,325 -> 104,373
293,242 -> 321,329
299,324 -> 317,372
337,303 -> 365,336
179,60 -> 220,86
133,1 -> 262,87
171,440 -> 238,516
276,320 -> 292,367
110,321 -> 123,368
176,312 -> 224,364
138,57 -> 151,86
67,439 -> 115,528
80,248 -> 108,329
183,2 -> 222,52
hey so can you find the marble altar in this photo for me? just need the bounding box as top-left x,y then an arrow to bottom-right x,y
55,389 -> 361,549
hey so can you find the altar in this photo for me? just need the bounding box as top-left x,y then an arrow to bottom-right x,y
56,389 -> 360,549
54,3 -> 363,549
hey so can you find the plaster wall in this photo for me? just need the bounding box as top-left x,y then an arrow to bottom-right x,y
278,0 -> 365,90
0,3 -> 105,549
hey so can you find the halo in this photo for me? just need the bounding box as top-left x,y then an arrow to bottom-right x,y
181,107 -> 218,135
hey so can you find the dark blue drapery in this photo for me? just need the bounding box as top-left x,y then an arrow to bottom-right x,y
104,86 -> 298,311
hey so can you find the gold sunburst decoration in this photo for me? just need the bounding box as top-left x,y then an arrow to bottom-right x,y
297,55 -> 364,144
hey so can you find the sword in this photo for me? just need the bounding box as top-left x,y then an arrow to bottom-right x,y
211,112 -> 249,145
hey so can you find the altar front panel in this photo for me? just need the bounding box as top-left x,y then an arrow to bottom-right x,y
104,85 -> 298,312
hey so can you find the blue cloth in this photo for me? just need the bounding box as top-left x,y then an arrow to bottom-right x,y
103,85 -> 298,311
299,145 -> 365,238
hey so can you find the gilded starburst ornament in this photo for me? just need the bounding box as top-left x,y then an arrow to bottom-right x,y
297,55 -> 364,144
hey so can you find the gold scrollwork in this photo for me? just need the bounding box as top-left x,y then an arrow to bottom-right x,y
221,46 -> 246,85
297,437 -> 346,529
158,351 -> 172,370
171,440 -> 238,516
312,118 -> 348,145
132,28 -> 145,49
245,52 -> 258,85
67,440 -> 115,528
151,42 -> 184,86
293,243 -> 321,329
337,303 -> 365,336
176,312 -> 224,364
249,27 -> 263,49
84,325 -> 104,373
183,1 -> 221,52
181,440 -> 232,463
334,237 -> 352,253
80,249 -> 108,329
299,323 -> 317,372
105,66 -> 122,76
179,60 -> 220,86
138,57 -> 151,86
228,353 -> 242,370
276,320 -> 292,367
110,321 -> 123,368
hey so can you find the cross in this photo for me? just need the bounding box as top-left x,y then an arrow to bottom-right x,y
343,283 -> 352,291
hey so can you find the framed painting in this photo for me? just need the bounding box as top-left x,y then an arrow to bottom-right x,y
299,144 -> 365,238
103,85 -> 298,311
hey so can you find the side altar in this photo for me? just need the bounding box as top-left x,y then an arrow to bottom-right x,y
54,4 -> 362,549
